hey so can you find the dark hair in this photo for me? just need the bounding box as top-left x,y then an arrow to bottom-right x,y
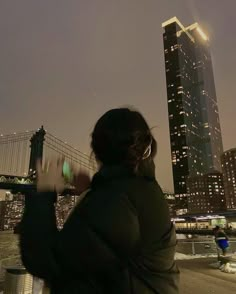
91,108 -> 157,170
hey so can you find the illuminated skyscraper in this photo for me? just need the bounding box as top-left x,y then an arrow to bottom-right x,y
187,172 -> 225,214
162,17 -> 223,214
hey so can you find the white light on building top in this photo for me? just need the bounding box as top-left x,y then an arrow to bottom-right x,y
196,27 -> 208,41
162,16 -> 195,42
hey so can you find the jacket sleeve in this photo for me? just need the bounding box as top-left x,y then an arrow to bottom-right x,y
20,191 -> 140,282
20,192 -> 61,281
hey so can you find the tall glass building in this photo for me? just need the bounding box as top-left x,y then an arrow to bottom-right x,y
162,17 -> 223,213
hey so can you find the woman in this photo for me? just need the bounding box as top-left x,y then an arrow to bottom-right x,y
20,108 -> 179,293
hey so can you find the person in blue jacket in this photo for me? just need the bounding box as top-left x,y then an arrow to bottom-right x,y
213,226 -> 229,256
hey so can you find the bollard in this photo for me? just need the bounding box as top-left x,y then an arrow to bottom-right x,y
3,266 -> 33,294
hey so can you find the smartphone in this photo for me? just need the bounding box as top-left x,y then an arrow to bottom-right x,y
62,161 -> 73,183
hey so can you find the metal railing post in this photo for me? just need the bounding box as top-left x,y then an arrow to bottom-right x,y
191,241 -> 196,255
3,266 -> 33,294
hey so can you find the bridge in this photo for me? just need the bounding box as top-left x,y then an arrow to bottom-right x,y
0,127 -> 96,194
0,127 -> 97,230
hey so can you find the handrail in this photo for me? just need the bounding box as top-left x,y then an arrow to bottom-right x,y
176,228 -> 236,237
178,240 -> 236,244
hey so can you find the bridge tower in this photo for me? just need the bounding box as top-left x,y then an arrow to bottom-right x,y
28,126 -> 46,176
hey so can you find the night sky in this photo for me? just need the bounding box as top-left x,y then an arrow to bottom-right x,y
1,0 -> 236,191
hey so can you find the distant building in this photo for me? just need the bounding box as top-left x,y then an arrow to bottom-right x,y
163,191 -> 176,217
5,191 -> 13,201
221,148 -> 236,210
0,192 -> 79,231
56,195 -> 78,229
3,193 -> 24,230
162,17 -> 223,214
187,172 -> 226,214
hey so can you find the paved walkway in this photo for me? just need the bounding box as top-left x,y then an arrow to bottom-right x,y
178,258 -> 236,294
1,257 -> 236,293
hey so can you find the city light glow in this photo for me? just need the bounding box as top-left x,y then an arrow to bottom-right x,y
196,27 -> 208,41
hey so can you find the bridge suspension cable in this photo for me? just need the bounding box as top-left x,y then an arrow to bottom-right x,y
0,128 -> 97,180
0,131 -> 34,176
44,133 -> 96,173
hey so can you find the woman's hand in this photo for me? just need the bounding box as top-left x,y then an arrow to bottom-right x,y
71,167 -> 91,195
36,158 -> 65,193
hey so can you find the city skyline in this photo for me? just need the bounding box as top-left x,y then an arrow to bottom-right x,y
1,1 -> 236,191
